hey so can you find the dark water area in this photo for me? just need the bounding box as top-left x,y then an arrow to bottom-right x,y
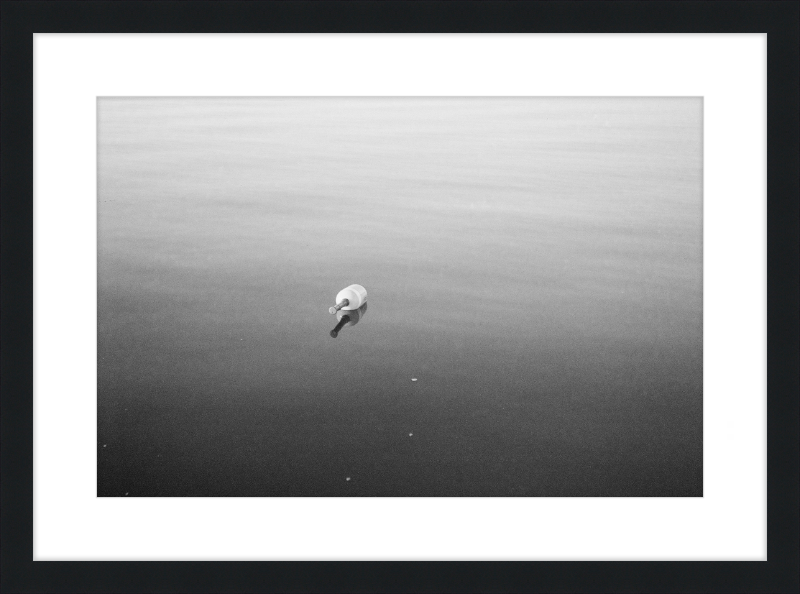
97,98 -> 702,497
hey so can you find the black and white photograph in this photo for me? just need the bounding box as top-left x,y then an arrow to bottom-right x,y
97,97 -> 703,497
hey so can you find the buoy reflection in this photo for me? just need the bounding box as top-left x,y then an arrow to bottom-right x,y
329,302 -> 368,338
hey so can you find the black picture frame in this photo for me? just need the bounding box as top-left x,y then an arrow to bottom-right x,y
2,2 -> 797,592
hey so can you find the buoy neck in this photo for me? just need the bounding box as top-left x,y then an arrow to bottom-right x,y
329,298 -> 350,314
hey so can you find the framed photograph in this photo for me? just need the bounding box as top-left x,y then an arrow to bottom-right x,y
2,1 -> 797,592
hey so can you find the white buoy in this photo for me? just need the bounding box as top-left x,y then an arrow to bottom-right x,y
329,284 -> 367,314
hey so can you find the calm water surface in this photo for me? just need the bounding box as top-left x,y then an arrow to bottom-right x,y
98,98 -> 702,496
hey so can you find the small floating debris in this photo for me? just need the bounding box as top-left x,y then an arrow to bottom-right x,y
124,492 -> 129,496
329,284 -> 367,314
408,433 -> 413,437
411,378 -> 417,382
346,477 -> 351,482
102,444 -> 107,448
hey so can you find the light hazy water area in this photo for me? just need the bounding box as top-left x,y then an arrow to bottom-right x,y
97,97 -> 702,497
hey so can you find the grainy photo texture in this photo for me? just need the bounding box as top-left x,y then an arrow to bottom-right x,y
98,98 -> 702,497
